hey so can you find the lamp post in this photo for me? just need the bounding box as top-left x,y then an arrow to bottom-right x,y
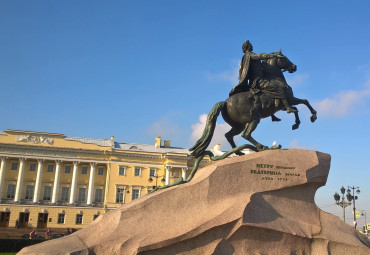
148,174 -> 165,189
333,186 -> 351,223
346,186 -> 360,229
361,210 -> 367,237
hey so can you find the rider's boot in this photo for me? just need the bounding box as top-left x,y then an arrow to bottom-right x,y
281,98 -> 297,113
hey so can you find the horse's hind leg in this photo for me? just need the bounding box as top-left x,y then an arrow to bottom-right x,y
292,97 -> 317,122
241,119 -> 268,151
225,126 -> 244,155
291,106 -> 301,130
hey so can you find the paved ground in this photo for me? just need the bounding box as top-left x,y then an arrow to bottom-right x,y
0,227 -> 80,239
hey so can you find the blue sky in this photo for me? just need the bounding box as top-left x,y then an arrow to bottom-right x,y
1,0 -> 370,227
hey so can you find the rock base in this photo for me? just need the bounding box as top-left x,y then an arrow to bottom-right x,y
19,149 -> 370,255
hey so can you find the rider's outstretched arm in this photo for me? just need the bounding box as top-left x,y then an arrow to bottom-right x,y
249,52 -> 278,60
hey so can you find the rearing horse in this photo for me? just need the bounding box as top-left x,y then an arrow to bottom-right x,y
190,52 -> 317,157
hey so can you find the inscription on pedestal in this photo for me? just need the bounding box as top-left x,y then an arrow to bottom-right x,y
250,163 -> 300,181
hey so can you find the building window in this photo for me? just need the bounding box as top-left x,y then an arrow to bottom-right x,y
134,168 -> 141,177
81,166 -> 88,175
116,187 -> 125,203
97,167 -> 104,176
47,164 -> 54,173
6,184 -> 16,199
95,189 -> 103,203
25,185 -> 34,200
75,214 -> 83,225
132,188 -> 140,201
10,162 -> 18,170
93,214 -> 100,220
118,167 -> 126,176
78,188 -> 86,202
60,187 -> 69,201
149,169 -> 156,177
29,163 -> 36,171
64,166 -> 71,174
43,186 -> 52,201
57,214 -> 65,224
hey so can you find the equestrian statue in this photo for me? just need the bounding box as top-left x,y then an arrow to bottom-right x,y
152,40 -> 317,192
190,40 -> 317,158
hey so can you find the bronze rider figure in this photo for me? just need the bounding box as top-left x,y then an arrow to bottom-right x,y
229,40 -> 297,113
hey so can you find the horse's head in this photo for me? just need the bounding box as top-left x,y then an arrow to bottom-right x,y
267,50 -> 297,73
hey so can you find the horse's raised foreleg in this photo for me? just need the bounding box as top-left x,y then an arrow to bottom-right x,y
241,119 -> 268,151
291,106 -> 301,130
225,126 -> 244,155
292,97 -> 317,122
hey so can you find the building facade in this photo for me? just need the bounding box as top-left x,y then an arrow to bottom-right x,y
0,130 -> 210,229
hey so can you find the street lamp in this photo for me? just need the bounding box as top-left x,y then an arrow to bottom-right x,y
361,210 -> 367,237
346,186 -> 360,229
148,175 -> 165,189
333,186 -> 351,223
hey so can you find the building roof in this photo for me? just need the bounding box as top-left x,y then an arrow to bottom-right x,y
1,129 -> 190,154
65,137 -> 114,147
114,142 -> 190,154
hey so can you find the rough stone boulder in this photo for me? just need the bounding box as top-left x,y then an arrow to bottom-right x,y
19,149 -> 370,254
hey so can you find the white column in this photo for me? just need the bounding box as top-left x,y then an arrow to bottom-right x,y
87,162 -> 96,205
69,161 -> 79,204
165,166 -> 171,185
33,159 -> 44,203
14,158 -> 26,202
181,167 -> 187,180
0,157 -> 8,201
103,163 -> 110,207
51,160 -> 62,204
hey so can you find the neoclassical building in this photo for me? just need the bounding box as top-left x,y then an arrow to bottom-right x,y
0,129 -> 211,229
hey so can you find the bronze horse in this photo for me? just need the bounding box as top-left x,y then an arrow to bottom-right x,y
190,52 -> 317,157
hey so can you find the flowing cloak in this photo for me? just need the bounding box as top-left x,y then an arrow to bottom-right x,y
229,53 -> 251,97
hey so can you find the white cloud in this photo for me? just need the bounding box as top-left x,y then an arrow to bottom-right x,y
289,139 -> 317,150
147,115 -> 182,139
313,83 -> 370,118
206,60 -> 239,84
286,73 -> 309,88
191,114 -> 233,150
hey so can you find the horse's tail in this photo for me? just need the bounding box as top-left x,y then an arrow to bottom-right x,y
190,101 -> 226,158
